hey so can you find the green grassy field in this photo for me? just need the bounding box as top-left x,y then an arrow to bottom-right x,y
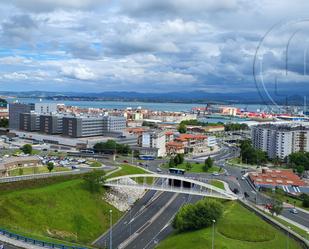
162,162 -> 221,173
8,166 -> 69,176
157,201 -> 302,249
0,178 -> 122,245
210,180 -> 225,190
108,164 -> 153,184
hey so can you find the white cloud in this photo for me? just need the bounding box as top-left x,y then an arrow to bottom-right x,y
61,64 -> 97,81
1,72 -> 28,80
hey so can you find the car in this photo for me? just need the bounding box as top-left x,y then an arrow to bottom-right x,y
156,168 -> 162,172
241,176 -> 246,180
290,208 -> 298,214
123,160 -> 128,163
138,162 -> 143,166
212,172 -> 219,176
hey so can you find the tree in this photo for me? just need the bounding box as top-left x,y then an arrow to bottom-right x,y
169,158 -> 176,168
93,140 -> 131,155
203,157 -> 213,171
83,170 -> 105,193
269,200 -> 283,216
0,118 -> 8,128
173,199 -> 223,232
185,162 -> 192,171
18,167 -> 23,176
296,165 -> 305,175
21,144 -> 32,154
47,162 -> 54,172
301,194 -> 309,208
177,123 -> 187,134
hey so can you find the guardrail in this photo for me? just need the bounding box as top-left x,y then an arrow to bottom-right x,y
0,170 -> 86,184
0,228 -> 89,249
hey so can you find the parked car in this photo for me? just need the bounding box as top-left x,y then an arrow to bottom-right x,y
156,168 -> 162,173
123,160 -> 129,163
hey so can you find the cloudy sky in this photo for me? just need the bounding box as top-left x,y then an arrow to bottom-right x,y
0,0 -> 309,94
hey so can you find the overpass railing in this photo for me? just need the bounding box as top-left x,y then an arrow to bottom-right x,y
0,228 -> 90,249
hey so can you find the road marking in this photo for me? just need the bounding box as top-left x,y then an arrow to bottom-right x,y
118,193 -> 179,249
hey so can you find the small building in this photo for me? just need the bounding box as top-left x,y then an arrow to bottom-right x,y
175,134 -> 208,154
0,156 -> 42,177
248,168 -> 309,194
166,141 -> 185,155
204,125 -> 225,133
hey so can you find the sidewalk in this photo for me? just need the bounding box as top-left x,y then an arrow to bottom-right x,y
255,204 -> 309,231
0,234 -> 43,249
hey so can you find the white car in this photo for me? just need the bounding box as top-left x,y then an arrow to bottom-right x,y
290,208 -> 298,214
212,172 -> 219,176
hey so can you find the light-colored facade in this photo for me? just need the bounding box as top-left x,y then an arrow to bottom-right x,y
141,130 -> 166,157
35,103 -> 58,114
252,124 -> 309,159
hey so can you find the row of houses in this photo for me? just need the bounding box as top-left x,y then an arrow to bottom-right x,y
128,128 -> 217,157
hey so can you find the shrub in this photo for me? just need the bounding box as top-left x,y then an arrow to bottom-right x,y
172,199 -> 223,232
83,170 -> 105,193
21,144 -> 32,154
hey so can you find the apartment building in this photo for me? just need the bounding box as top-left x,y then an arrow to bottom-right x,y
62,115 -> 126,138
9,103 -> 35,130
40,114 -> 63,134
252,124 -> 309,159
139,130 -> 166,157
35,103 -> 58,114
19,112 -> 40,132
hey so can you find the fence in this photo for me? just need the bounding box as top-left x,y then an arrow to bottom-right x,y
0,228 -> 90,249
0,170 -> 86,184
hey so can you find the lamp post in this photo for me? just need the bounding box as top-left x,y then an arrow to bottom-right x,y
212,219 -> 216,249
286,226 -> 290,249
109,210 -> 113,249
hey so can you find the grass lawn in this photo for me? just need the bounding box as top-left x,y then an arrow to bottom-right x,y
157,201 -> 302,249
0,178 -> 122,246
210,180 -> 225,190
86,160 -> 102,167
8,166 -> 69,176
172,162 -> 221,173
107,164 -> 153,184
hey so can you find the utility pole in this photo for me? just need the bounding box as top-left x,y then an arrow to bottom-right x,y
212,220 -> 216,249
286,226 -> 290,249
109,210 -> 113,249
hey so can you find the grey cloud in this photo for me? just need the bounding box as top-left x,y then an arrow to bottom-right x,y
1,14 -> 38,44
120,0 -> 240,18
3,0 -> 109,12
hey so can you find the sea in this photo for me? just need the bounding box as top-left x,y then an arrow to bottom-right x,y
5,97 -> 279,113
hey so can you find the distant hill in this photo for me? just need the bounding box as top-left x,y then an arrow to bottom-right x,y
0,90 -> 306,105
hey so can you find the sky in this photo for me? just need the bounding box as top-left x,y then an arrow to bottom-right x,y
0,0 -> 309,95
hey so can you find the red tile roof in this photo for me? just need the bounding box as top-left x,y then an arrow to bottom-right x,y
166,141 -> 184,149
175,134 -> 207,141
249,169 -> 306,187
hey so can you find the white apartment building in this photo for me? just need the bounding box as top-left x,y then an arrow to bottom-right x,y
252,124 -> 309,159
141,130 -> 166,157
35,103 -> 58,114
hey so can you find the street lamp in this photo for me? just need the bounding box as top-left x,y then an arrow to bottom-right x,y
286,226 -> 290,249
212,219 -> 216,249
109,210 -> 113,249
